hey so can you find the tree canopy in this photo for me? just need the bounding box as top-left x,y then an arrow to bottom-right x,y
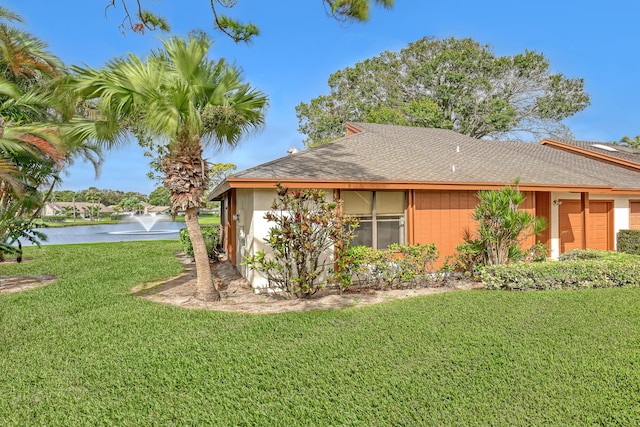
618,135 -> 640,149
148,186 -> 170,206
106,0 -> 394,41
0,7 -> 101,257
296,36 -> 591,146
72,33 -> 267,301
209,162 -> 237,189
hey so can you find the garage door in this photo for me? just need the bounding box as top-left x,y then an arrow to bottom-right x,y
559,200 -> 613,253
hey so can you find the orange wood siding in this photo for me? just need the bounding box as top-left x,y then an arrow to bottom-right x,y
413,190 -> 478,264
631,201 -> 640,230
535,192 -> 551,248
519,191 -> 536,248
413,190 -> 540,265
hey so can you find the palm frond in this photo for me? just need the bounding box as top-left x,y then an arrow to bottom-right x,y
0,6 -> 24,24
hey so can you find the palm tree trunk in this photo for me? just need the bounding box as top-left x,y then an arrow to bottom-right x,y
184,206 -> 220,301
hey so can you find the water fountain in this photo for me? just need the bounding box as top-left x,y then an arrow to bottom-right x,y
134,215 -> 160,232
30,214 -> 180,245
108,214 -> 179,235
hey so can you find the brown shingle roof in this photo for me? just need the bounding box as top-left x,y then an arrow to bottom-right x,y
216,123 -> 640,194
540,138 -> 640,170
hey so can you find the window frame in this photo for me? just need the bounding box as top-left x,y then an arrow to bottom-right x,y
343,190 -> 406,250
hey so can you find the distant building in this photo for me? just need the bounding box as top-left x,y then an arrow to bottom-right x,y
42,202 -> 114,218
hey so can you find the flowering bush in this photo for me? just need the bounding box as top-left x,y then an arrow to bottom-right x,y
243,184 -> 358,298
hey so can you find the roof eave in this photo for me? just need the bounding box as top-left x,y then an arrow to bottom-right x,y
208,181 -> 231,201
540,138 -> 640,172
212,177 -> 631,194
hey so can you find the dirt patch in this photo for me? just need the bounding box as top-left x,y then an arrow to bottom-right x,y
133,253 -> 483,314
0,274 -> 56,294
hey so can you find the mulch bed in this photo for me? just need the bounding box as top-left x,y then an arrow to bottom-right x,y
0,274 -> 56,293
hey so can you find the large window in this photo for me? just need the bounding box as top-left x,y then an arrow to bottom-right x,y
342,191 -> 405,249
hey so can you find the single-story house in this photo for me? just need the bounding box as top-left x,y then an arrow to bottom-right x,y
140,202 -> 172,216
42,201 -> 115,218
209,122 -> 640,288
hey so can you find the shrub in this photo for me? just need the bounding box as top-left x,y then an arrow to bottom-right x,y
482,253 -> 640,290
523,242 -> 549,262
42,215 -> 66,223
330,245 -> 372,292
387,243 -> 439,287
110,213 -> 129,221
473,184 -> 546,265
618,229 -> 640,255
243,185 -> 358,298
558,249 -> 629,261
180,226 -> 219,261
442,234 -> 485,276
360,247 -> 399,290
444,184 -> 547,272
444,236 -> 547,278
332,243 -> 439,291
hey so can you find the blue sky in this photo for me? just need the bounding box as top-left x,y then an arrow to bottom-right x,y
5,1 -> 640,194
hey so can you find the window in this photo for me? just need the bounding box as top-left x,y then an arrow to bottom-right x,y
342,191 -> 405,249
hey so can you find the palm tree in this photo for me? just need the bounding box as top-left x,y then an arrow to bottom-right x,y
72,33 -> 267,301
620,135 -> 640,150
0,7 -> 102,259
0,6 -> 63,88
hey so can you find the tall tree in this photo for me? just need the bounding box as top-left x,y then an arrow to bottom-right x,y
209,162 -> 237,189
0,6 -> 63,88
619,135 -> 640,150
296,36 -> 590,146
51,189 -> 77,202
100,188 -> 126,206
72,33 -> 267,301
148,186 -> 170,206
0,7 -> 102,258
105,0 -> 393,41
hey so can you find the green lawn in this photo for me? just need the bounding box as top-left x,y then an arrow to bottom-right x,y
39,214 -> 219,228
1,242 -> 639,425
172,214 -> 220,225
36,218 -> 123,227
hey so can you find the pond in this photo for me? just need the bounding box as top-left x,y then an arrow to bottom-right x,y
29,220 -> 183,245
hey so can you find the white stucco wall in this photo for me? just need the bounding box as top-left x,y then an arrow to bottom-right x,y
234,188 -> 253,281
234,188 -> 336,291
548,192 -> 632,258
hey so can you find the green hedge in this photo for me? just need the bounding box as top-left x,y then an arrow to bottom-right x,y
618,229 -> 640,255
482,251 -> 640,290
558,248 -> 620,261
333,244 -> 440,291
179,226 -> 220,260
41,215 -> 66,223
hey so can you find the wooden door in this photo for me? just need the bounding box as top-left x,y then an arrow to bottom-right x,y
559,200 -> 582,253
630,201 -> 640,230
588,201 -> 613,250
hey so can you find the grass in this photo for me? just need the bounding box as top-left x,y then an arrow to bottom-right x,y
1,242 -> 640,425
36,218 -> 122,227
173,214 -> 221,225
39,214 -> 220,228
